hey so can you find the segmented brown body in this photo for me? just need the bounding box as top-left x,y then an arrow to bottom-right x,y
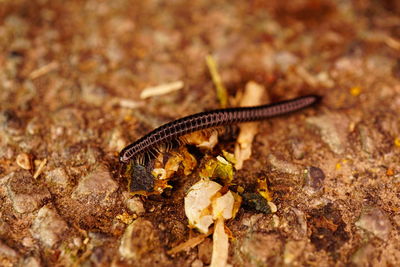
119,95 -> 320,163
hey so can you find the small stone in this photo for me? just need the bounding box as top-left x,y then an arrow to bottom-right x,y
0,241 -> 19,266
21,257 -> 41,267
16,153 -> 32,170
306,113 -> 348,154
90,247 -> 108,265
274,51 -> 299,72
81,85 -> 108,106
355,207 -> 392,240
283,240 -> 306,265
198,238 -> 212,265
72,237 -> 82,248
125,197 -> 145,215
72,164 -> 118,206
392,58 -> 400,80
119,218 -> 167,263
290,138 -> 305,160
26,117 -> 42,135
21,237 -> 34,248
0,241 -> 18,258
267,154 -> 301,174
6,171 -> 51,213
0,109 -> 24,136
45,167 -> 70,189
242,214 -> 264,228
31,205 -> 68,248
191,259 -> 204,267
108,128 -> 126,153
238,233 -> 283,265
357,124 -> 375,154
303,166 -> 325,196
0,219 -> 10,236
351,243 -> 376,267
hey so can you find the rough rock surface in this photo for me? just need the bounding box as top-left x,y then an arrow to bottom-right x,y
5,171 -> 51,213
31,205 -> 68,248
71,164 -> 119,206
0,0 -> 399,266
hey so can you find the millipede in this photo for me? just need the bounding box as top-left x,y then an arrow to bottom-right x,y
119,95 -> 321,164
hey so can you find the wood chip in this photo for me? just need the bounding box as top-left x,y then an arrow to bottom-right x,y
29,62 -> 59,79
118,98 -> 143,109
210,217 -> 230,267
33,159 -> 47,179
140,81 -> 184,99
167,233 -> 209,255
234,81 -> 265,169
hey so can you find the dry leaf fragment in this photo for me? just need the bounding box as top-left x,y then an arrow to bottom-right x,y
234,81 -> 266,169
210,217 -> 230,267
140,81 -> 184,99
16,153 -> 32,170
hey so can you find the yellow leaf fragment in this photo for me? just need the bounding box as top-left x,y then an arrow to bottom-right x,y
394,137 -> 400,147
257,179 -> 273,202
200,156 -> 234,184
185,129 -> 219,149
335,162 -> 342,170
200,158 -> 219,179
181,147 -> 198,175
116,212 -> 136,224
164,152 -> 183,179
350,86 -> 362,96
206,55 -> 228,108
214,156 -> 234,184
231,191 -> 242,219
222,150 -> 236,164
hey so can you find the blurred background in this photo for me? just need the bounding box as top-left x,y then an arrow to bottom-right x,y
0,0 -> 399,266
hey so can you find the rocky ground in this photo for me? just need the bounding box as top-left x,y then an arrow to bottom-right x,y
0,0 -> 399,266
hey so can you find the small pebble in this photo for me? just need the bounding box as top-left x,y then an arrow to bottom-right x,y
125,197 -> 145,215
306,113 -> 348,154
355,207 -> 392,240
267,154 -> 301,174
198,238 -> 212,265
31,205 -> 68,247
71,164 -> 118,206
16,153 -> 31,170
6,171 -> 51,213
191,259 -> 204,267
0,109 -> 23,136
22,237 -> 34,247
303,166 -> 325,196
119,218 -> 166,262
21,257 -> 41,267
45,167 -> 70,189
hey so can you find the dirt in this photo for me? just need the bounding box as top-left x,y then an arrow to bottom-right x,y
0,0 -> 399,266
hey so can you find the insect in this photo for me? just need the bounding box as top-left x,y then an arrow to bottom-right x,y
119,95 -> 320,164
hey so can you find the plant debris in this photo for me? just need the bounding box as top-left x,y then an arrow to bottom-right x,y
140,81 -> 184,99
234,81 -> 265,169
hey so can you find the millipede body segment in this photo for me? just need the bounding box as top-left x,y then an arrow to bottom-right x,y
119,95 -> 320,163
